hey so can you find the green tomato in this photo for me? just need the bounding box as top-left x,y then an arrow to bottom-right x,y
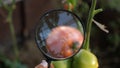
51,59 -> 71,68
72,49 -> 98,68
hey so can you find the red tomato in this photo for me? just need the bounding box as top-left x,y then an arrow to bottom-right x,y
46,26 -> 83,58
64,3 -> 74,10
63,49 -> 73,57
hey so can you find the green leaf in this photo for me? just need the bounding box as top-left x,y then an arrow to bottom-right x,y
108,0 -> 120,12
68,0 -> 77,7
11,61 -> 27,68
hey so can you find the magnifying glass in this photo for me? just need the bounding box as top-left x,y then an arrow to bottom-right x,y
35,9 -> 84,65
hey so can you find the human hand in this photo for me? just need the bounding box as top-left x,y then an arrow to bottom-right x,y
35,60 -> 54,68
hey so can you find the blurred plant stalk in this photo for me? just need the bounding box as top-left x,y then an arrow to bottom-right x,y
0,0 -> 19,61
0,0 -> 21,5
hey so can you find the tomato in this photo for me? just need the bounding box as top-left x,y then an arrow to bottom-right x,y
51,59 -> 71,68
46,26 -> 83,58
72,49 -> 99,68
63,3 -> 74,10
62,49 -> 73,57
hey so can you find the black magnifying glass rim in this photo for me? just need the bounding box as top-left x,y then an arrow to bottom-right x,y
35,9 -> 85,60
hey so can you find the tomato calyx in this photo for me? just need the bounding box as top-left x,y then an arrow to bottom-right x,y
72,42 -> 79,51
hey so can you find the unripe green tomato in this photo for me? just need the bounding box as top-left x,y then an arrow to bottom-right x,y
51,59 -> 71,68
72,49 -> 98,68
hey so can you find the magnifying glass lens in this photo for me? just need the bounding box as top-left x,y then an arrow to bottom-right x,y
35,10 -> 84,60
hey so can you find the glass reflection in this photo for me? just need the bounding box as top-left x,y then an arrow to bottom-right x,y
36,10 -> 84,59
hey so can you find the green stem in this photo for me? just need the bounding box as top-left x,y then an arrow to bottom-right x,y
2,0 -> 19,61
83,0 -> 97,50
94,8 -> 103,16
7,10 -> 19,61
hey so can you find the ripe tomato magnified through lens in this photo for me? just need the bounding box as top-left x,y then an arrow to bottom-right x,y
46,26 -> 84,58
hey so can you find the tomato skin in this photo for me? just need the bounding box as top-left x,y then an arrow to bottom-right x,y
62,49 -> 73,57
46,26 -> 83,58
72,49 -> 99,68
51,59 -> 71,68
63,3 -> 74,10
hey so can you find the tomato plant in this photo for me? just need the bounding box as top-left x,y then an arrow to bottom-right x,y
51,0 -> 103,68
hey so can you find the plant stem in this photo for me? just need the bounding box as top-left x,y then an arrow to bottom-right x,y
1,0 -> 19,61
83,0 -> 97,50
8,11 -> 19,61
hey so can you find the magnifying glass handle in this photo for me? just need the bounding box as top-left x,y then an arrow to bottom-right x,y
47,59 -> 52,68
